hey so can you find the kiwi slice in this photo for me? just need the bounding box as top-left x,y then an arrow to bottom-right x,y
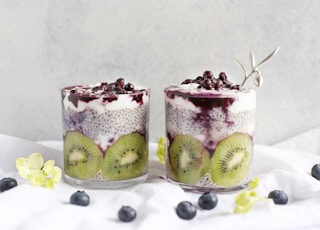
64,131 -> 103,179
102,133 -> 148,180
168,134 -> 210,185
209,132 -> 253,187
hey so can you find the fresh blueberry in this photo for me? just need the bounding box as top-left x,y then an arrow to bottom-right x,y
311,164 -> 320,180
0,177 -> 17,192
268,190 -> 288,205
69,191 -> 90,206
118,206 -> 137,222
198,192 -> 218,210
176,201 -> 197,220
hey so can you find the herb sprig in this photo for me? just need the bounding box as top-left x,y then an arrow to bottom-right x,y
235,47 -> 280,87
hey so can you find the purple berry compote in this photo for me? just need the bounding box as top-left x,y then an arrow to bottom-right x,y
164,71 -> 256,192
61,78 -> 150,189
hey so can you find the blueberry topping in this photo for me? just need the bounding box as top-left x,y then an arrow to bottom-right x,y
116,78 -> 125,89
268,190 -> 288,205
201,79 -> 213,90
0,178 -> 17,192
118,206 -> 137,222
311,164 -> 320,180
70,191 -> 90,206
176,201 -> 197,220
203,70 -> 214,79
214,79 -> 223,91
218,72 -> 228,82
198,192 -> 218,210
181,70 -> 243,91
124,83 -> 135,91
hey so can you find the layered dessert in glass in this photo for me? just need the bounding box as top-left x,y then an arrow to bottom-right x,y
164,71 -> 256,192
61,78 -> 150,189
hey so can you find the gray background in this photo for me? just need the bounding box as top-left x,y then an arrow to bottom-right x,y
1,0 -> 320,145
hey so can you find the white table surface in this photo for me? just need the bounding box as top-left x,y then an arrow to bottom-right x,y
1,127 -> 320,230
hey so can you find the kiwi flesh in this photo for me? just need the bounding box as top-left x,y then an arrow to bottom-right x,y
168,134 -> 210,185
209,132 -> 253,187
64,131 -> 103,179
102,132 -> 148,180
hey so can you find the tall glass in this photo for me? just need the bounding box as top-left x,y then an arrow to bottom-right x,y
61,80 -> 150,189
164,82 -> 256,192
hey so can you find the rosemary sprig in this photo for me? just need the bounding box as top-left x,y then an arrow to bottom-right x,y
235,47 -> 280,87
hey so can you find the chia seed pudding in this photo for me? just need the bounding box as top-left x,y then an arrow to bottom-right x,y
164,71 -> 256,192
61,78 -> 150,189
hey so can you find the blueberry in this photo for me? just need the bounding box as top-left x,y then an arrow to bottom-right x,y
198,192 -> 218,210
124,83 -> 135,91
116,78 -> 125,89
118,206 -> 137,222
311,164 -> 320,180
201,79 -> 213,90
218,72 -> 228,82
268,190 -> 288,205
214,79 -> 223,90
69,191 -> 90,206
176,201 -> 197,220
203,70 -> 214,79
0,177 -> 17,192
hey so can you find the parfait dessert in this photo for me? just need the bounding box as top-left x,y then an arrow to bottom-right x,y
61,78 -> 150,189
164,48 -> 279,192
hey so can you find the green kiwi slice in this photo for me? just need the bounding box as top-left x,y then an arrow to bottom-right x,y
168,134 -> 210,185
209,132 -> 253,187
64,131 -> 103,179
102,133 -> 148,180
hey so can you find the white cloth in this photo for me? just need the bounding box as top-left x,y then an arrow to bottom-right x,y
1,128 -> 320,230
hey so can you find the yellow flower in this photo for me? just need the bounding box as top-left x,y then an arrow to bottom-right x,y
233,177 -> 269,214
156,136 -> 166,164
16,153 -> 62,189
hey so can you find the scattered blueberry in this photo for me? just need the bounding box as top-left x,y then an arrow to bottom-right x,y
198,192 -> 218,210
176,201 -> 197,220
311,164 -> 320,180
268,190 -> 288,205
0,177 -> 17,192
69,191 -> 90,206
118,206 -> 137,222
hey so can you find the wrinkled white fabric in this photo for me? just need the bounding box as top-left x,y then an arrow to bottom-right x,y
1,128 -> 320,230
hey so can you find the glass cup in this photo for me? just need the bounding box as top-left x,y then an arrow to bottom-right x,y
164,85 -> 256,192
61,81 -> 150,189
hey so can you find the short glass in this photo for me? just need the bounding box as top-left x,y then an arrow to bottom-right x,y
164,84 -> 256,192
61,81 -> 150,189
